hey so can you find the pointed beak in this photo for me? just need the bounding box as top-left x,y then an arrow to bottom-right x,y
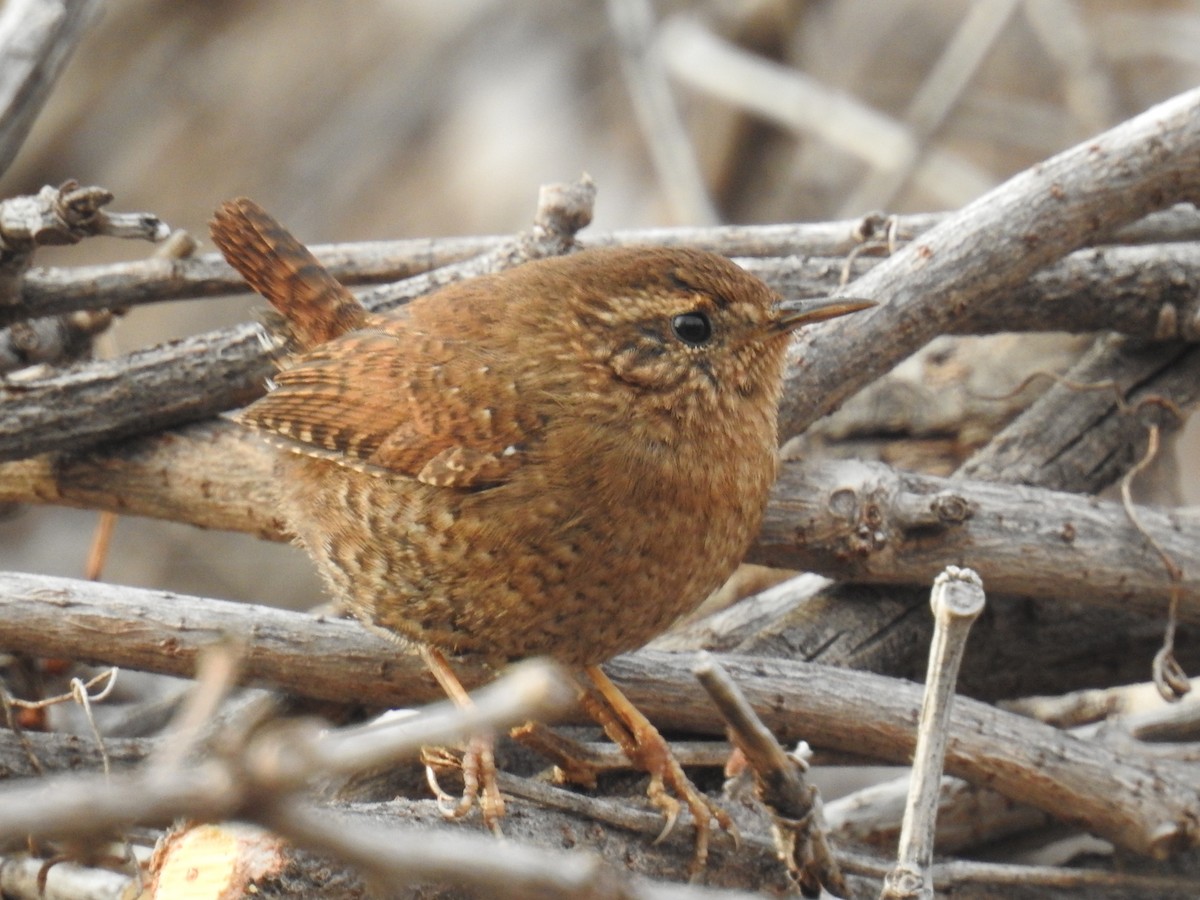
772,296 -> 876,333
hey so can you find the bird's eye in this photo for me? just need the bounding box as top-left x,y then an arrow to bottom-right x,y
670,311 -> 712,346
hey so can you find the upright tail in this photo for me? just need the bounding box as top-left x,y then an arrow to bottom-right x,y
210,198 -> 368,352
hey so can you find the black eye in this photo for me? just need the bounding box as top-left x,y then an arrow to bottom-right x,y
671,311 -> 712,346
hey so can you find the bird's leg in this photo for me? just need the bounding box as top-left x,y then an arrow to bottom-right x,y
419,645 -> 504,833
578,665 -> 736,877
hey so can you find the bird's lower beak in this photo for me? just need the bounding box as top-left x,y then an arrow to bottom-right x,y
773,297 -> 876,332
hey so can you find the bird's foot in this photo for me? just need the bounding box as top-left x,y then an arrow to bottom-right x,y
579,665 -> 738,879
421,736 -> 505,834
418,645 -> 505,834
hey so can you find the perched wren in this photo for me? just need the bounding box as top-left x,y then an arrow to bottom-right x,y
211,198 -> 870,869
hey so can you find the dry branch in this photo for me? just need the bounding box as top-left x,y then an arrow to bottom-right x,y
753,456 -> 1200,621
0,571 -> 1196,863
0,0 -> 102,178
7,205 -> 1199,323
780,85 -> 1200,438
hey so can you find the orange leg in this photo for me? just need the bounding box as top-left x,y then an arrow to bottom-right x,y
579,665 -> 736,877
419,646 -> 505,833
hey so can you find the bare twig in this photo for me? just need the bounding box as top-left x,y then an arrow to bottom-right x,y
606,0 -> 718,224
694,654 -> 845,897
0,660 -> 571,844
5,207 -> 1198,325
881,568 -> 985,900
0,0 -> 102,178
357,175 -> 596,311
657,15 -> 993,206
839,0 -> 1017,214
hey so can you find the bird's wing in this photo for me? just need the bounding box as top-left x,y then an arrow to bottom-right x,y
236,323 -> 537,489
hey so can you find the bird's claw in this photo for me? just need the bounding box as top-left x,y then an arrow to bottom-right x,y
420,738 -> 505,833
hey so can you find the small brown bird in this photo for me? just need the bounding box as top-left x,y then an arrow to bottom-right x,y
211,198 -> 869,868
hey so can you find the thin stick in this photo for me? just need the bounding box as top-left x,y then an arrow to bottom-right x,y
881,567 -> 986,900
694,653 -> 846,897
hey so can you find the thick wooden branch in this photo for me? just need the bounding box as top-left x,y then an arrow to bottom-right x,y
0,324 -> 271,461
779,85 -> 1200,438
0,420 -> 284,538
752,456 -> 1200,622
0,571 -> 1195,862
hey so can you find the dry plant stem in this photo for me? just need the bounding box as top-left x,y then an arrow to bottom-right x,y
0,308 -> 113,372
839,0 -> 1017,215
751,238 -> 1200,342
0,183 -> 166,314
606,0 -> 718,224
0,184 -> 165,272
83,510 -> 116,581
694,654 -> 846,898
271,797 -> 782,900
1,572 -> 1196,860
512,724 -> 737,784
0,660 -> 571,846
258,661 -> 572,790
0,853 -> 131,900
1120,697 -> 1200,743
256,797 -> 634,900
657,14 -> 993,206
355,175 -> 596,312
150,641 -> 245,773
12,205 -> 1200,324
823,774 -> 1052,857
0,728 -> 150,777
754,456 -> 1200,621
926,856 -> 1200,898
0,420 -> 284,539
0,0 -> 102,179
779,84 -> 1200,439
881,568 -> 985,900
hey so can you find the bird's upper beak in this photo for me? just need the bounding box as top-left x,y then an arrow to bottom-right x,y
771,296 -> 876,333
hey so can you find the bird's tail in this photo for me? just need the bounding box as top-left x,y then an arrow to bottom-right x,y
210,197 -> 368,352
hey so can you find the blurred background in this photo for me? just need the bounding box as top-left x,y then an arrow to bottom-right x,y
2,0 -> 1199,608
